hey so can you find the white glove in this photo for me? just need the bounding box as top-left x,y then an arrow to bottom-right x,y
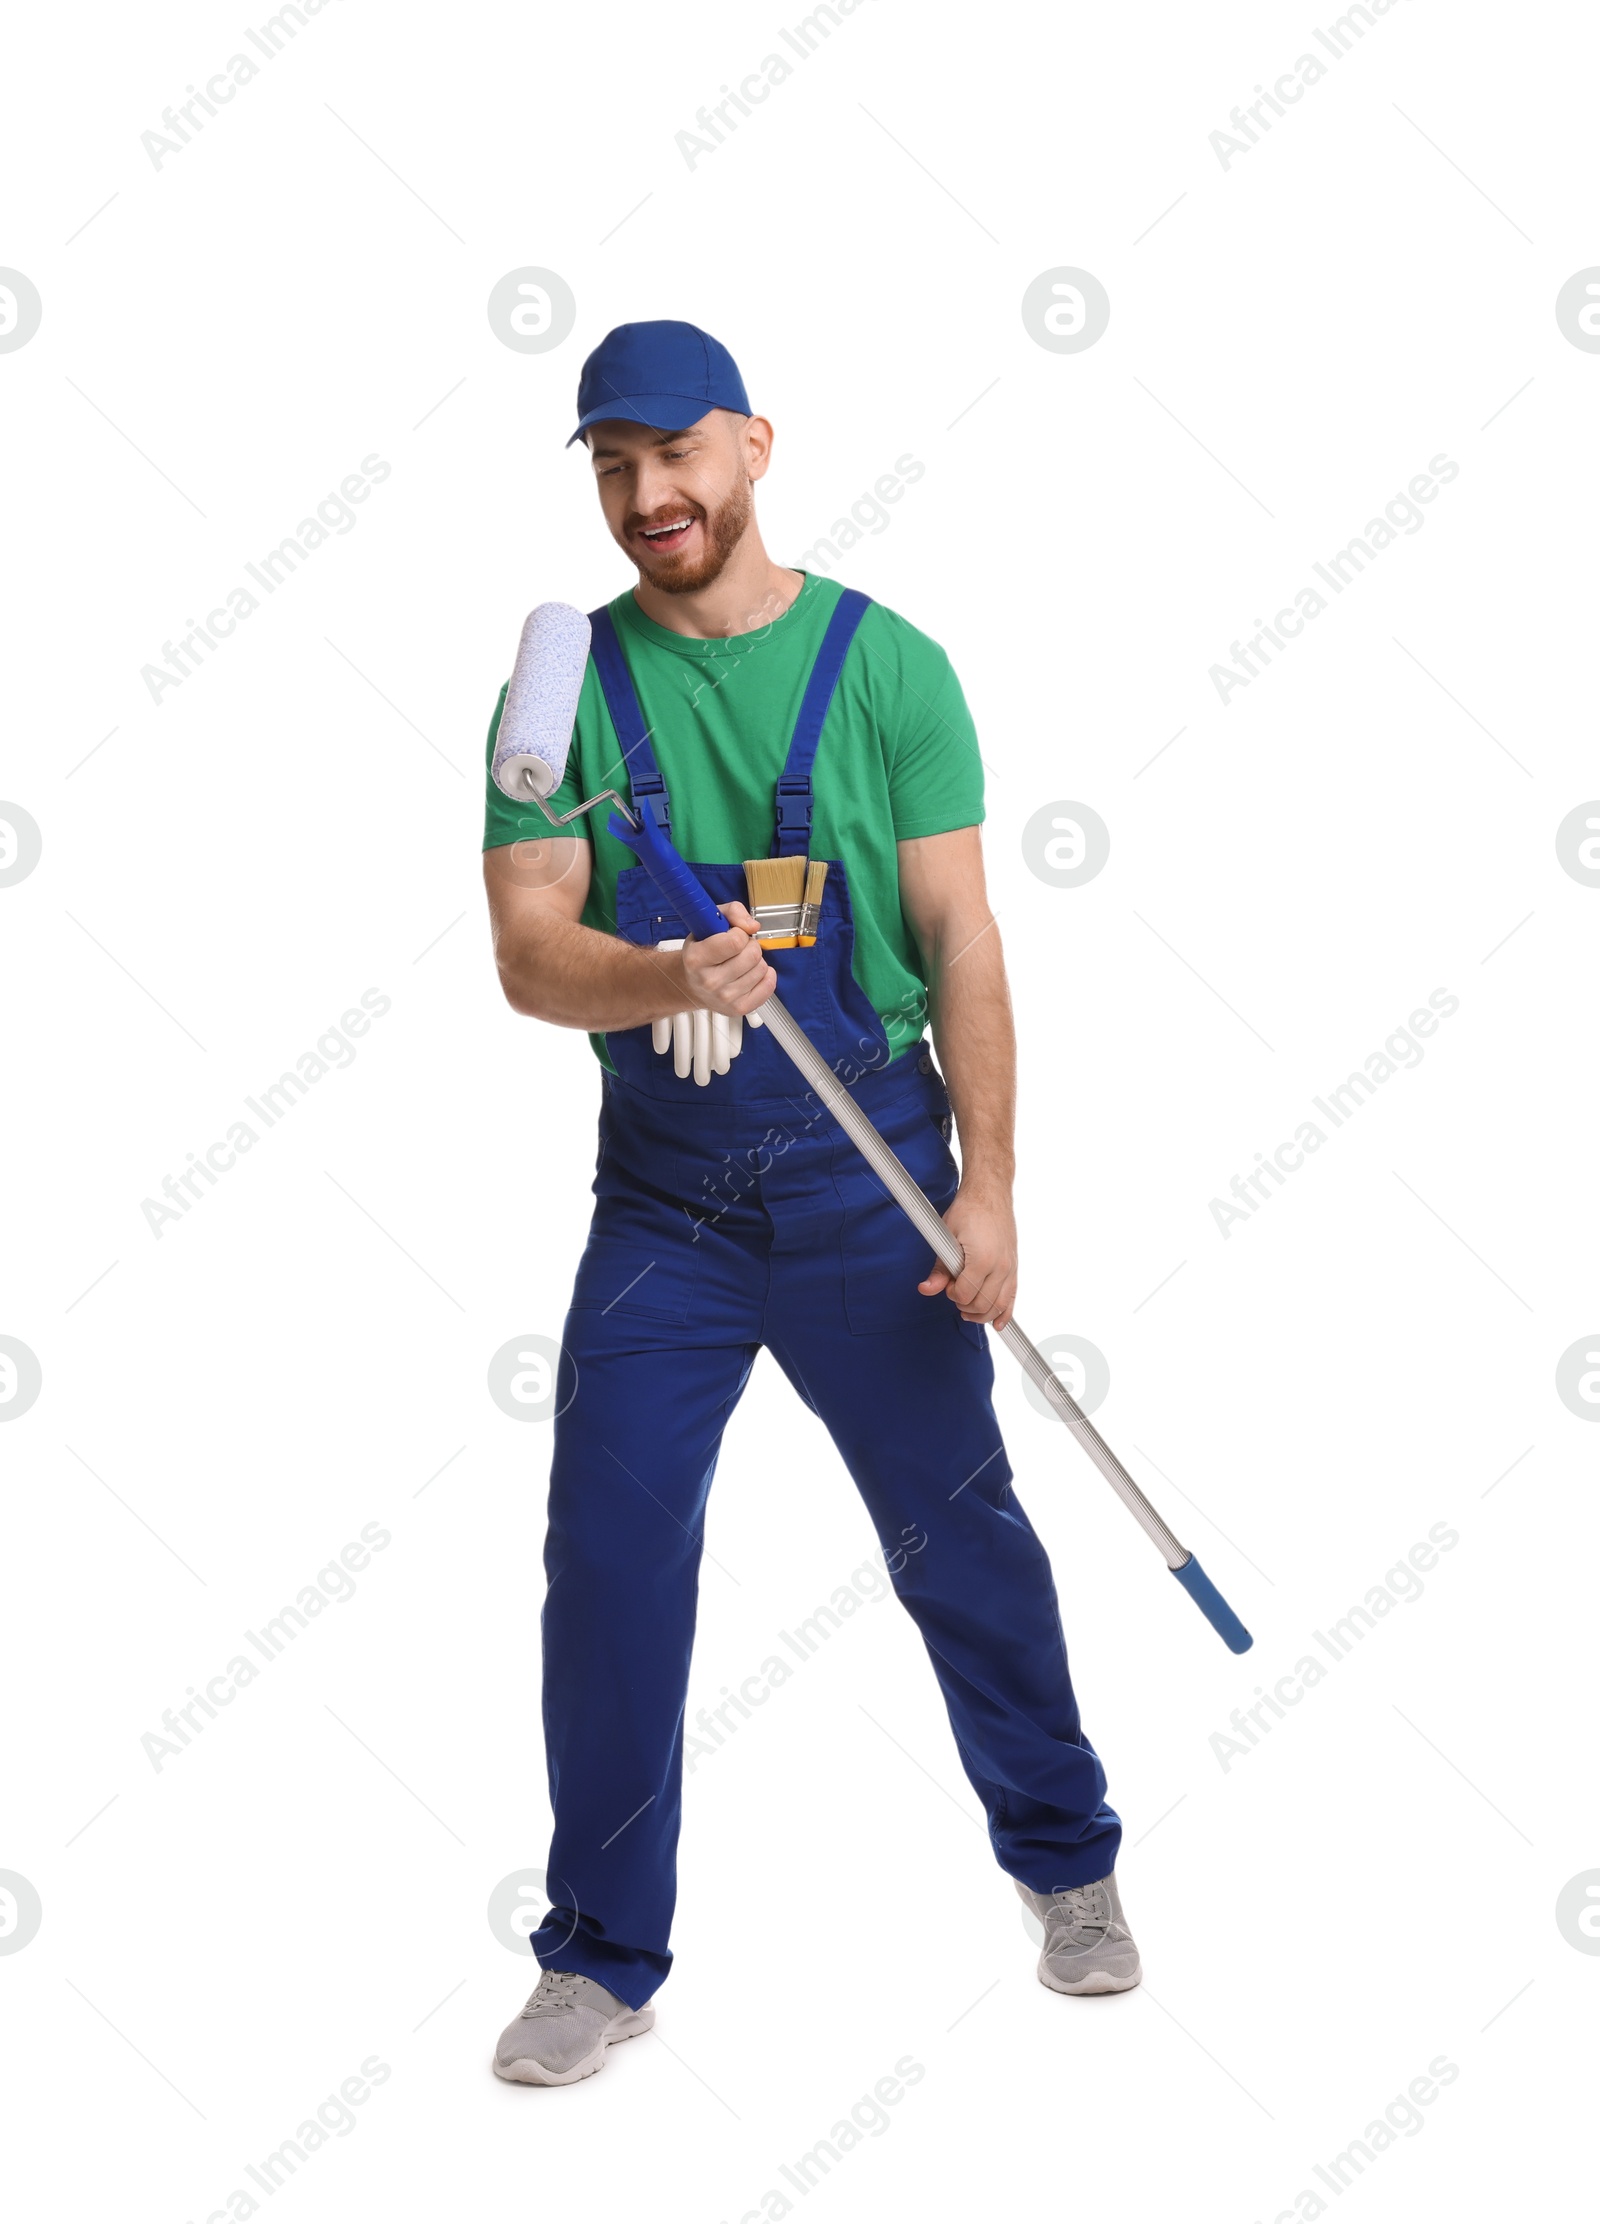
651,940 -> 762,1086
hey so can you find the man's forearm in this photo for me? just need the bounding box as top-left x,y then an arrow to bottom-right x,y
493,908 -> 693,1030
929,925 -> 1017,1195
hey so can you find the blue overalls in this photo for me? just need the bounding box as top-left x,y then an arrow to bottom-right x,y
528,592 -> 1120,2007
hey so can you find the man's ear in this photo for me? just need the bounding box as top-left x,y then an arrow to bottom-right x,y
743,413 -> 775,482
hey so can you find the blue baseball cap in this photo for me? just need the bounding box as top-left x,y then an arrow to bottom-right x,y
567,319 -> 751,447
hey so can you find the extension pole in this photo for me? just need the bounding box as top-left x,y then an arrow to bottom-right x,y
610,800 -> 1253,1654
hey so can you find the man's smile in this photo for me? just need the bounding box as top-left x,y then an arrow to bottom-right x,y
634,514 -> 698,553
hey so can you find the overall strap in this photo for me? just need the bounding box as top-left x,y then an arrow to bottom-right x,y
773,588 -> 873,857
588,604 -> 672,838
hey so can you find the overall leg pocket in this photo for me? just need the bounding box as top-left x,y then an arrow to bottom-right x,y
569,1237 -> 699,1322
571,1152 -> 704,1323
831,1084 -> 960,1336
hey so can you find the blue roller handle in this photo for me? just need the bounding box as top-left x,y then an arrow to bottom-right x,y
1171,1555 -> 1254,1653
608,799 -> 728,942
610,799 -> 1255,1655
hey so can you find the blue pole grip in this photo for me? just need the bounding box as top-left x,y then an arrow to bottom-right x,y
1170,1554 -> 1253,1653
607,798 -> 727,942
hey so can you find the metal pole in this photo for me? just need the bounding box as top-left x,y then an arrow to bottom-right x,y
758,995 -> 1188,1566
599,794 -> 1253,1652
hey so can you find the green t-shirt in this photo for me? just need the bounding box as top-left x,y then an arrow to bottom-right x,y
481,572 -> 984,1071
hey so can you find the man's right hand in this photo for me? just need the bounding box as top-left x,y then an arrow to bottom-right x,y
486,845 -> 775,1034
680,901 -> 777,1017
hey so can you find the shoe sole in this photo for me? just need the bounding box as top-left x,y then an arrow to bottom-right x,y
1037,1956 -> 1142,1996
492,2003 -> 656,2086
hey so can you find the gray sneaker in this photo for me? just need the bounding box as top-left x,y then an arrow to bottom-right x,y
492,1968 -> 655,2085
1014,1873 -> 1142,1995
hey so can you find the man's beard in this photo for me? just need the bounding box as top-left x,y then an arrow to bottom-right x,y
637,474 -> 753,595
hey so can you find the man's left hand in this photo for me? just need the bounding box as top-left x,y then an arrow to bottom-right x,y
918,1183 -> 1018,1330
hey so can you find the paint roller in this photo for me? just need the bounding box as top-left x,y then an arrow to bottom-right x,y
492,602 -> 596,804
491,603 -> 1253,1654
491,602 -> 751,1086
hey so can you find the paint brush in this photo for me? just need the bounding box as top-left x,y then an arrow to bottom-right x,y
742,855 -> 807,947
798,858 -> 828,945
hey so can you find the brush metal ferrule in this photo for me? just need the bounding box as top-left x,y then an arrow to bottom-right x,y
753,901 -> 803,946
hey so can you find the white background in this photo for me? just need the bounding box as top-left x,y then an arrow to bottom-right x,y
3,0 -> 1596,2216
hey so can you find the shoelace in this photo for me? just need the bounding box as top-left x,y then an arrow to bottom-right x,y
1046,1883 -> 1112,1941
519,1970 -> 584,2020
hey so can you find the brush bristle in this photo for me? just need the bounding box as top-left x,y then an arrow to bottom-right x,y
743,856 -> 808,906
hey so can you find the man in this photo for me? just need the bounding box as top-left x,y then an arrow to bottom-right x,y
483,320 -> 1139,2088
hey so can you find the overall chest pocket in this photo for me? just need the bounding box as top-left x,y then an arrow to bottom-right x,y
613,858 -> 711,946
